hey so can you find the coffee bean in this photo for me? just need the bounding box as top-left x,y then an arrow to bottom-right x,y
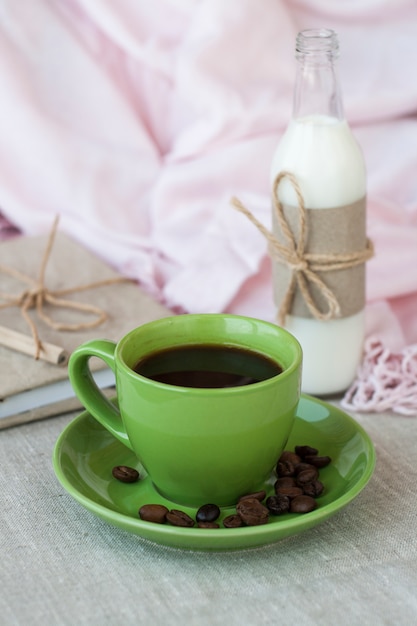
196,503 -> 220,523
223,514 -> 244,528
279,451 -> 302,465
275,476 -> 297,490
197,522 -> 220,529
266,494 -> 290,515
294,462 -> 316,475
167,509 -> 195,527
139,504 -> 168,524
296,467 -> 319,485
275,485 -> 304,498
276,460 -> 295,477
302,480 -> 324,498
290,495 -> 317,514
238,490 -> 266,503
304,455 -> 331,468
295,445 -> 319,457
236,498 -> 269,526
166,509 -> 195,527
112,465 -> 139,483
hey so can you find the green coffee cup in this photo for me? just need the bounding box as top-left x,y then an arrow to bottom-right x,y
68,314 -> 302,507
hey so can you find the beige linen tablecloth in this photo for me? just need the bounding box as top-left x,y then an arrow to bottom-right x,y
1,402 -> 416,626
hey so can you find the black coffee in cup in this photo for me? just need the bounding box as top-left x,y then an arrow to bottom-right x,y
133,344 -> 283,388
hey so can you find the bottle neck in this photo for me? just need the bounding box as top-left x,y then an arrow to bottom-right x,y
292,29 -> 344,121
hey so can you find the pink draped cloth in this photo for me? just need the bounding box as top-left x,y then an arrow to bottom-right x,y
1,1 -> 417,411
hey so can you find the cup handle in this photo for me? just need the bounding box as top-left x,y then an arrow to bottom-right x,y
68,339 -> 132,450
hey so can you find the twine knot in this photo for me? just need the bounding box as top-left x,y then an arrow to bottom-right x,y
0,216 -> 132,360
288,258 -> 309,272
19,287 -> 44,308
231,171 -> 374,326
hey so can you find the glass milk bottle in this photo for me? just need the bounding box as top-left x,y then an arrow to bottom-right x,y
271,29 -> 368,395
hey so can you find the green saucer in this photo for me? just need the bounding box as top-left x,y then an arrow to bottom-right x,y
52,395 -> 375,551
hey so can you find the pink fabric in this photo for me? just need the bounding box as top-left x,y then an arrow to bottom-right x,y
0,1 -> 417,410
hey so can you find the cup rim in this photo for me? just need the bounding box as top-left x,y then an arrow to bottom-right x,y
116,313 -> 302,393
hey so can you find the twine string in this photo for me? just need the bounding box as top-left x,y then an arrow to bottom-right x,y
231,171 -> 374,326
0,216 -> 131,359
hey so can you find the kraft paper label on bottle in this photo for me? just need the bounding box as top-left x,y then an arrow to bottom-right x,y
272,197 -> 367,319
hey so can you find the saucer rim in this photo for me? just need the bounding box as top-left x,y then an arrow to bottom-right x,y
52,394 -> 376,551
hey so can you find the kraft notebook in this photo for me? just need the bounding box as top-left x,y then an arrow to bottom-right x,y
0,229 -> 170,428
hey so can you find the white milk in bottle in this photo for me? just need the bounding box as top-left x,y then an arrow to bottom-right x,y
271,30 -> 369,395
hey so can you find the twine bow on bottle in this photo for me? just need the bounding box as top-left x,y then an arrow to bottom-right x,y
231,171 -> 374,326
0,216 -> 131,360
